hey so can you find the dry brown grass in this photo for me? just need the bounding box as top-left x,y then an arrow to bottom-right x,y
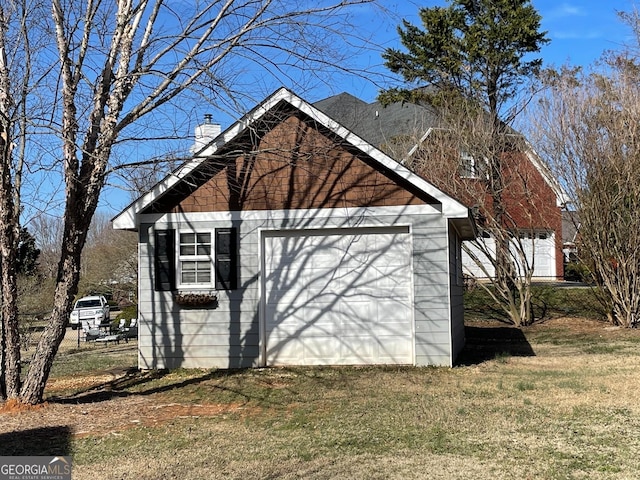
3,316 -> 640,479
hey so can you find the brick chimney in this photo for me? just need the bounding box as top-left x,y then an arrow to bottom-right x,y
191,114 -> 221,153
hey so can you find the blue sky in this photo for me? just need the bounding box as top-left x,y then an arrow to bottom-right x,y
523,1 -> 633,65
99,0 -> 637,215
343,0 -> 636,103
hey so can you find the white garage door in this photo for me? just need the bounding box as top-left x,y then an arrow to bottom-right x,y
521,231 -> 556,279
263,227 -> 413,366
462,230 -> 556,279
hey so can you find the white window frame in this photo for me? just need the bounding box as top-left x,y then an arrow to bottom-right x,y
177,230 -> 213,288
459,151 -> 487,179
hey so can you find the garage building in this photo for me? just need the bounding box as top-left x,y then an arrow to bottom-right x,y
113,88 -> 476,370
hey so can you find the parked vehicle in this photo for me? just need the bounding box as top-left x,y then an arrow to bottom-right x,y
69,295 -> 110,330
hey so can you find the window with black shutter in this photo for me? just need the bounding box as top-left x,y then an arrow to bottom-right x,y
178,232 -> 212,285
154,229 -> 175,291
215,228 -> 237,290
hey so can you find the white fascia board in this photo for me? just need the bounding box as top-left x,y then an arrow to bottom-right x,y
403,126 -> 447,163
137,203 -> 443,228
113,87 -> 471,230
112,209 -> 137,230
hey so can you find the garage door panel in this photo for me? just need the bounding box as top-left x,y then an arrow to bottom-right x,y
463,231 -> 555,279
377,300 -> 413,322
266,317 -> 308,336
338,299 -> 372,318
378,337 -> 413,356
266,288 -> 300,305
264,228 -> 413,366
266,312 -> 333,336
307,339 -> 352,362
340,320 -> 375,337
376,276 -> 413,294
339,337 -> 375,363
269,341 -> 303,365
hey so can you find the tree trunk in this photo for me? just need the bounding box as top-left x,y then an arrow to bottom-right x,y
0,245 -> 20,398
0,313 -> 4,399
19,193 -> 93,404
487,120 -> 532,327
0,126 -> 20,398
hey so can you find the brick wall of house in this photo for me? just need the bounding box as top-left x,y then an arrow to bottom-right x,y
460,152 -> 564,279
414,146 -> 564,279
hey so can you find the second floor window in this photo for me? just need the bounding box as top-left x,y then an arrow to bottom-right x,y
459,151 -> 482,179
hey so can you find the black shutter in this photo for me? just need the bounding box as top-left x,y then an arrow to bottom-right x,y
154,229 -> 175,291
215,228 -> 237,290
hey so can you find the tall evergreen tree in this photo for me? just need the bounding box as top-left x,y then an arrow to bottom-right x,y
17,228 -> 40,277
380,0 -> 549,326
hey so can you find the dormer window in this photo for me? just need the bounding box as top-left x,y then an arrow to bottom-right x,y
459,151 -> 485,179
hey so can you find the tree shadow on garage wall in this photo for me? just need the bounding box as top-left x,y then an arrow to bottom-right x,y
0,426 -> 72,456
456,325 -> 536,366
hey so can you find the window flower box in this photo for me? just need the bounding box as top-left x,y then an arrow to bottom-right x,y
173,291 -> 217,307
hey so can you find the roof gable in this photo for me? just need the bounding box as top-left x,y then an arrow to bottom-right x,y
160,113 -> 428,214
113,88 -> 472,232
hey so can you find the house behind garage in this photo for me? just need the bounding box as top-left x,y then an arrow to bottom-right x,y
113,88 -> 476,370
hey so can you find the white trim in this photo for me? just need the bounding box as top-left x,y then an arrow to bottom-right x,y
176,230 -> 214,290
113,88 -> 471,230
259,227 -> 267,367
446,224 -> 453,368
404,127 -> 443,163
131,203 -> 441,229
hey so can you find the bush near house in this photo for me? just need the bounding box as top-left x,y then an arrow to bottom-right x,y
465,286 -> 605,323
563,261 -> 594,283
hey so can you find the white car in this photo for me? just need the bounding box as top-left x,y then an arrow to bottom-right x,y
69,295 -> 110,330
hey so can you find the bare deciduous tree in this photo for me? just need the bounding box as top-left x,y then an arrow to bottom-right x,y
385,95 -> 561,326
0,0 -> 52,399
0,0 -> 376,404
531,38 -> 640,327
79,212 -> 137,301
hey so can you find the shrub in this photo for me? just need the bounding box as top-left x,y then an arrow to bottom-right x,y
564,261 -> 594,283
465,285 -> 605,322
